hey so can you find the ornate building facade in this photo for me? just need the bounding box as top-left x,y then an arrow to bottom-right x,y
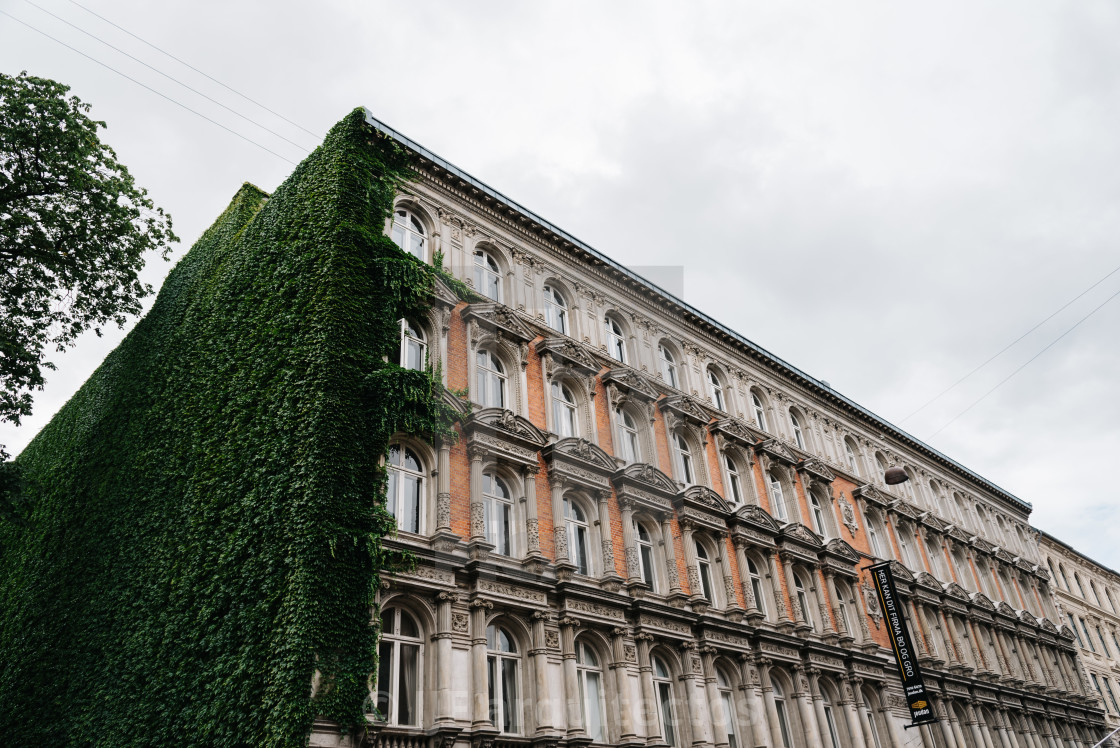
311,111 -> 1110,748
1038,531 -> 1120,741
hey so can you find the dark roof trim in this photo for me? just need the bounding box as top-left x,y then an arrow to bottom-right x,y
361,108 -> 1031,513
1037,528 -> 1120,581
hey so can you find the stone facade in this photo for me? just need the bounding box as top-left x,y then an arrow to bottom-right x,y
1039,530 -> 1120,742
309,110 -> 1110,748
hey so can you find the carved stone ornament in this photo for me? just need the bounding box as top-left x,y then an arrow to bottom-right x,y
542,437 -> 616,475
612,461 -> 679,498
452,612 -> 469,633
798,458 -> 835,483
461,302 -> 535,343
757,438 -> 797,465
679,485 -> 732,514
945,583 -> 970,602
864,582 -> 883,626
545,630 -> 560,649
601,368 -> 660,402
838,493 -> 859,536
888,559 -> 915,583
734,504 -> 782,535
781,522 -> 824,548
709,417 -> 757,448
853,484 -> 889,507
536,337 -> 600,375
659,395 -> 712,427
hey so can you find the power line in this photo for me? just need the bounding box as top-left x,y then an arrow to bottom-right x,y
2,11 -> 299,166
64,0 -> 322,140
22,0 -> 314,153
928,283 -> 1120,437
902,260 -> 1120,423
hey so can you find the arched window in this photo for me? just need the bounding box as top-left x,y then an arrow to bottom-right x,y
659,344 -> 679,388
673,432 -> 694,486
724,453 -> 744,505
377,607 -> 422,725
635,519 -> 658,591
486,625 -> 521,734
863,693 -> 883,748
543,284 -> 568,334
821,687 -> 841,748
1075,574 -> 1087,599
552,381 -> 578,438
772,678 -> 793,748
473,249 -> 502,301
399,319 -> 427,371
794,572 -> 813,629
768,471 -> 787,521
617,408 -> 641,464
866,511 -> 884,558
875,453 -> 888,484
747,556 -> 767,617
564,496 -> 592,576
809,491 -> 827,538
652,655 -> 678,747
476,349 -> 507,408
752,392 -> 768,431
387,444 -> 424,534
576,640 -> 607,742
708,368 -> 725,412
897,526 -> 916,569
844,439 -> 860,475
482,472 -> 514,556
716,666 -> 740,748
835,581 -> 855,638
605,316 -> 627,363
1108,588 -> 1118,614
696,540 -> 715,602
790,412 -> 805,450
391,207 -> 426,260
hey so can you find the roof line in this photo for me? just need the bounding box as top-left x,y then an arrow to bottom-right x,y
361,108 -> 1031,513
1037,528 -> 1120,581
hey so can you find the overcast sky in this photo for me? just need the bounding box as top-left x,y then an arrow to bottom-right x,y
3,1 -> 1119,569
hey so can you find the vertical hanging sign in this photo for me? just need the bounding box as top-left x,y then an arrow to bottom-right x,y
868,561 -> 937,725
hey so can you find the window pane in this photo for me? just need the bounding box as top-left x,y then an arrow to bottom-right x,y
585,671 -> 604,742
377,640 -> 393,719
502,658 -> 519,733
659,682 -> 676,746
399,644 -> 419,725
722,692 -> 738,748
488,656 -> 497,727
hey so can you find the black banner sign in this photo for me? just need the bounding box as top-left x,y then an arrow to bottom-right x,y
869,562 -> 937,725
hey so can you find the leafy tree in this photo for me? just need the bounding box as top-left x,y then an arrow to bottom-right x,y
0,71 -> 177,464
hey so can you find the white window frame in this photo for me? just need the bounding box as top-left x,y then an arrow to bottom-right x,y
474,249 -> 502,301
708,368 -> 725,411
605,317 -> 627,363
486,625 -> 522,734
660,344 -> 679,388
391,207 -> 427,260
673,432 -> 694,486
399,318 -> 427,371
483,472 -> 514,556
752,393 -> 768,431
791,413 -> 805,450
652,655 -> 678,747
387,444 -> 424,534
724,453 -> 743,505
552,381 -> 578,438
376,607 -> 424,726
476,349 -> 507,409
543,284 -> 568,334
617,408 -> 641,464
768,472 -> 787,521
576,640 -> 607,743
564,496 -> 593,576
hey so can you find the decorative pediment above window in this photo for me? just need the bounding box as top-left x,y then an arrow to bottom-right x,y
969,592 -> 996,612
733,504 -> 782,538
823,538 -> 860,564
853,484 -> 890,507
536,337 -> 600,377
1057,624 -> 1076,641
1039,618 -> 1059,635
996,601 -> 1018,619
946,525 -> 972,544
797,458 -> 835,484
708,418 -> 758,449
994,548 -> 1015,564
677,486 -> 732,518
889,500 -> 920,521
659,395 -> 712,429
757,438 -> 797,466
888,559 -> 915,583
915,572 -> 942,591
602,368 -> 660,404
780,522 -> 824,550
945,583 -> 971,602
973,537 -> 996,555
465,407 -> 547,467
541,438 -> 615,491
920,512 -> 947,533
612,462 -> 677,515
820,539 -> 860,577
463,302 -> 536,343
432,276 -> 461,308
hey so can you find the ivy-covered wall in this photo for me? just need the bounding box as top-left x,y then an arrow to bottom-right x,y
0,108 -> 458,747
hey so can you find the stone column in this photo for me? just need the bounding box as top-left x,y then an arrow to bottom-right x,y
878,685 -> 904,748
470,598 -> 494,728
700,646 -> 729,748
469,445 -> 487,543
610,627 -> 640,745
551,475 -> 569,565
620,498 -> 643,586
909,599 -> 930,659
436,439 -> 453,533
856,692 -> 879,748
733,538 -> 762,617
524,465 -> 542,559
757,658 -> 785,748
839,676 -> 867,748
781,553 -> 807,627
598,491 -> 622,587
678,642 -> 709,747
715,533 -> 742,615
434,591 -> 459,725
967,703 -> 990,748
767,552 -> 791,624
998,710 -> 1021,748
936,702 -> 959,748
945,698 -> 969,748
793,665 -> 825,748
636,634 -> 661,744
532,611 -> 556,735
661,515 -> 684,598
824,571 -> 848,638
559,616 -> 582,737
680,520 -> 704,604
738,654 -> 771,748
808,668 -> 831,748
